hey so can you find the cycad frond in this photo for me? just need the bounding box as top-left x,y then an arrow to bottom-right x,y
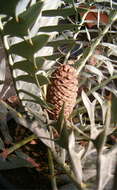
0,0 -> 62,111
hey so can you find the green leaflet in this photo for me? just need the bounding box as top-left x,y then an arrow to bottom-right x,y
36,74 -> 49,86
0,0 -> 20,16
4,1 -> 43,37
16,74 -> 49,86
42,54 -> 61,60
40,24 -> 79,33
9,34 -> 49,60
13,58 -> 44,74
47,39 -> 76,48
42,7 -> 87,18
16,75 -> 35,83
18,89 -> 49,108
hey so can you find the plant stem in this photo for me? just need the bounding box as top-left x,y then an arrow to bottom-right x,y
48,148 -> 58,190
7,134 -> 37,155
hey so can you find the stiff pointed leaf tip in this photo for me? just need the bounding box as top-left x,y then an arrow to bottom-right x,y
55,104 -> 71,149
57,121 -> 69,150
93,131 -> 105,151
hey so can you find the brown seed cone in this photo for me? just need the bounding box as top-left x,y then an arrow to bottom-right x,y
46,64 -> 78,120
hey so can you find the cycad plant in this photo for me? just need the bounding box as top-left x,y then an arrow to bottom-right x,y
0,0 -> 117,189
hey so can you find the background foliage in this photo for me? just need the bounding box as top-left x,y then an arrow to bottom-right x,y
0,0 -> 117,189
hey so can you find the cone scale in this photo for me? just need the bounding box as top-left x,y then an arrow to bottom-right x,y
46,64 -> 78,120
